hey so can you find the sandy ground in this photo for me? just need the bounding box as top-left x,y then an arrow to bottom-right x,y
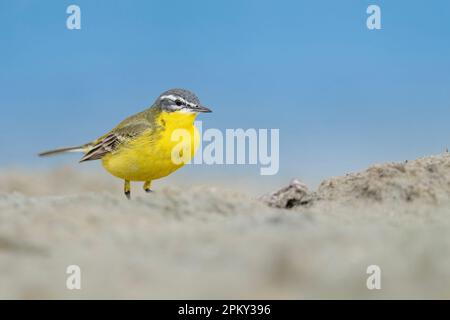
1,154 -> 450,299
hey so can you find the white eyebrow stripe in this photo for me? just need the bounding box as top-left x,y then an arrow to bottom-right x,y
160,94 -> 182,102
159,95 -> 197,108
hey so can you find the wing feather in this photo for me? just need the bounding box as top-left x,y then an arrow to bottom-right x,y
79,114 -> 156,162
79,133 -> 121,162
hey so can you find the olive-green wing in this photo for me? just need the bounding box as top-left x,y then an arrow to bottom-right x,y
79,112 -> 155,162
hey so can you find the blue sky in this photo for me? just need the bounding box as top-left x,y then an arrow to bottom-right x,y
1,0 -> 449,186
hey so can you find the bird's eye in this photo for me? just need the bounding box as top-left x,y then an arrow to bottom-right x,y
175,100 -> 183,106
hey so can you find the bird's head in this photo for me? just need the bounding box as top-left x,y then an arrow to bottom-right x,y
154,88 -> 212,114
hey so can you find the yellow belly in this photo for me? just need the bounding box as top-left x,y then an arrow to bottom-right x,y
101,112 -> 200,182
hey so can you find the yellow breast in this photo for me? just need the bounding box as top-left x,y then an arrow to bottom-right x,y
101,112 -> 200,181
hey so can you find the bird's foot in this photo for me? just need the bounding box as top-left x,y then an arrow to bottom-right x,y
124,180 -> 131,200
143,181 -> 152,194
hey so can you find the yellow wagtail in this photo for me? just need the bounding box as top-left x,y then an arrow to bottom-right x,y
39,89 -> 212,199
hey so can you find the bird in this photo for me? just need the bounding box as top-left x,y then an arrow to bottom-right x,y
39,88 -> 212,199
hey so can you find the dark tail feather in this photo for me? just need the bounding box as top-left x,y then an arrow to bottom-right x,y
38,146 -> 85,157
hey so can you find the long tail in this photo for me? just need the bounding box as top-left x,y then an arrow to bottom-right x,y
38,146 -> 86,157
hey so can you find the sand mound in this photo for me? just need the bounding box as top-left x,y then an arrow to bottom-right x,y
264,153 -> 450,210
1,154 -> 450,299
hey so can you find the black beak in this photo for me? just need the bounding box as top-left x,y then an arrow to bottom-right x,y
195,105 -> 212,113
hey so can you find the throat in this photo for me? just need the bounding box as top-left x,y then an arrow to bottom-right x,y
158,111 -> 197,129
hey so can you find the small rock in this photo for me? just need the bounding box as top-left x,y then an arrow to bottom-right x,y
260,179 -> 314,209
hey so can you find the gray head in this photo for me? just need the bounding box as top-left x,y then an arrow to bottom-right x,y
154,88 -> 211,113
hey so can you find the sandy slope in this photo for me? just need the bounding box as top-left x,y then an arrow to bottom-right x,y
1,154 -> 450,299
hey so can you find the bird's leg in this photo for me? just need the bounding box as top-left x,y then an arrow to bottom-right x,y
124,180 -> 131,199
143,181 -> 153,193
